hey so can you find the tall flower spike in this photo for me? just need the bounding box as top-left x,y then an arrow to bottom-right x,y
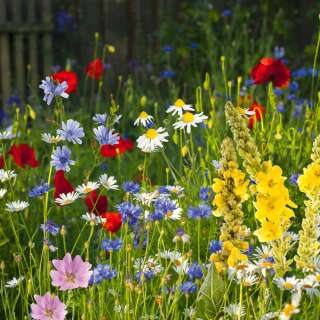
210,137 -> 250,273
225,101 -> 262,177
295,134 -> 320,271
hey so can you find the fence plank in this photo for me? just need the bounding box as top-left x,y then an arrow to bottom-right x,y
12,0 -> 25,100
0,0 -> 11,104
27,0 -> 38,89
41,0 -> 53,75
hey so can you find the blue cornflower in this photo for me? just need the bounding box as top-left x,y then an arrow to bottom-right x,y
274,46 -> 285,59
245,245 -> 254,256
277,102 -> 285,113
133,228 -> 148,248
158,186 -> 169,194
190,42 -> 199,49
187,263 -> 203,280
39,77 -> 69,105
29,183 -> 50,198
57,119 -> 85,144
292,68 -> 307,78
40,220 -> 60,236
293,104 -> 303,118
55,10 -> 75,32
89,264 -> 117,285
221,9 -> 232,17
209,240 -> 222,253
50,146 -> 75,172
273,88 -> 282,97
123,181 -> 140,194
136,270 -> 154,282
92,113 -> 108,125
160,70 -> 175,79
93,126 -> 119,145
152,197 -> 181,220
149,210 -> 164,221
287,94 -> 296,101
289,81 -> 299,92
6,95 -> 21,107
199,187 -> 214,201
187,204 -> 212,219
179,281 -> 197,294
245,79 -> 255,87
162,45 -> 173,53
101,238 -> 123,251
117,202 -> 142,225
308,68 -> 318,77
289,173 -> 299,185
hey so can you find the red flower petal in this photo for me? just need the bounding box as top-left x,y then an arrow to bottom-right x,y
100,212 -> 122,233
100,137 -> 134,158
9,144 -> 39,168
248,102 -> 265,129
85,58 -> 104,80
52,70 -> 78,94
85,190 -> 108,215
54,170 -> 74,199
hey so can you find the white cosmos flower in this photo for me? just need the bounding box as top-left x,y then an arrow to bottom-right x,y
134,111 -> 153,127
76,181 -> 100,195
41,133 -> 62,144
0,188 -> 7,199
6,200 -> 29,212
0,169 -> 17,182
81,212 -> 106,224
55,192 -> 79,206
137,127 -> 169,152
99,174 -> 119,190
134,191 -> 159,206
5,276 -> 24,288
173,111 -> 208,134
166,99 -> 194,116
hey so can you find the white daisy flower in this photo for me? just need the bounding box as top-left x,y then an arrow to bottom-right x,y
173,111 -> 208,134
274,276 -> 299,291
298,276 -> 320,296
158,250 -> 182,261
41,133 -> 62,144
0,169 -> 17,182
166,99 -> 194,116
280,291 -> 301,320
134,257 -> 163,274
6,200 -> 29,212
224,303 -> 245,319
237,106 -> 255,117
254,244 -> 273,260
239,274 -> 259,287
55,191 -> 79,206
0,128 -> 15,140
137,127 -> 169,152
134,111 -> 153,127
99,174 -> 119,190
134,191 -> 159,206
5,276 -> 24,288
173,257 -> 189,275
166,185 -> 184,197
164,204 -> 182,221
0,188 -> 7,199
173,231 -> 190,243
81,212 -> 106,224
76,181 -> 100,195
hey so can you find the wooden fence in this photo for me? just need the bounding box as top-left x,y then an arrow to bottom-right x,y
0,0 -> 54,104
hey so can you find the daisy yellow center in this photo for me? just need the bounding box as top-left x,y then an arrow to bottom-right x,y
145,129 -> 158,139
139,111 -> 149,119
283,304 -> 295,316
174,99 -> 185,108
316,274 -> 320,282
83,187 -> 93,193
182,112 -> 195,123
284,282 -> 294,289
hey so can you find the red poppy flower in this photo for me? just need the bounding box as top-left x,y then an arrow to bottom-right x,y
54,170 -> 74,199
100,212 -> 122,233
100,137 -> 134,158
248,102 -> 265,129
85,58 -> 104,80
251,57 -> 290,88
52,70 -> 78,94
0,156 -> 4,169
85,190 -> 108,215
9,144 -> 39,168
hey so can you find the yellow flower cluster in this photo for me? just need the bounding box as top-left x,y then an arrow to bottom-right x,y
210,138 -> 250,273
297,162 -> 320,197
254,161 -> 297,242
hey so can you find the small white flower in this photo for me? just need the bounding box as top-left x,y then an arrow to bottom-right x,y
165,205 -> 182,221
173,232 -> 190,243
81,212 -> 106,225
6,200 -> 29,212
134,191 -> 159,206
166,99 -> 194,116
134,111 -> 153,127
55,192 -> 79,206
76,181 -> 100,195
137,127 -> 169,152
280,291 -> 301,320
173,257 -> 189,275
41,133 -> 62,144
5,276 -> 24,288
0,128 -> 15,140
274,276 -> 299,291
166,185 -> 184,197
254,244 -> 273,260
239,274 -> 259,287
0,169 -> 17,182
298,276 -> 320,296
212,160 -> 222,170
134,257 -> 163,275
224,303 -> 245,319
173,112 -> 208,134
158,250 -> 182,261
99,174 -> 119,190
0,188 -> 7,199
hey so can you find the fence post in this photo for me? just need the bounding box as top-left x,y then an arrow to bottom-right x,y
42,0 -> 53,75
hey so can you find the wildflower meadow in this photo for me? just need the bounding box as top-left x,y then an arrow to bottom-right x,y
2,2 -> 320,319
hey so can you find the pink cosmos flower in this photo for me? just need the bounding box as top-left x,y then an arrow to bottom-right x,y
50,253 -> 92,291
31,292 -> 67,320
